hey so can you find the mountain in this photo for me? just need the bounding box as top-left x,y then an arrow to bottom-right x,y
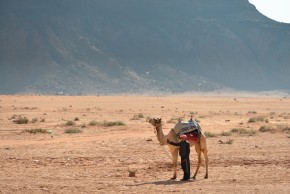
1,0 -> 290,95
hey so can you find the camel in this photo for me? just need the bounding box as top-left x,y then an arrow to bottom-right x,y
148,117 -> 208,180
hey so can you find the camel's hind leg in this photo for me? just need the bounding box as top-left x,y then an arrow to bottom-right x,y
203,147 -> 209,179
192,143 -> 201,179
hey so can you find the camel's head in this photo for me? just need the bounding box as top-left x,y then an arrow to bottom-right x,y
148,117 -> 162,127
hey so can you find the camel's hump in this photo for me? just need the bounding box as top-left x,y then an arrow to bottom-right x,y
173,120 -> 199,135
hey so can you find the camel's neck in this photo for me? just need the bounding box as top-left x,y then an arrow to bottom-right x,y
155,126 -> 167,145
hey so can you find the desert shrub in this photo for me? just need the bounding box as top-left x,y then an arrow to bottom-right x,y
277,124 -> 290,133
13,117 -> 28,124
80,123 -> 86,128
89,120 -> 99,126
248,118 -> 257,123
230,128 -> 256,136
238,128 -> 256,136
25,128 -> 47,134
259,126 -> 272,132
131,113 -> 145,120
248,111 -> 257,114
103,121 -> 125,127
64,128 -> 82,134
40,118 -> 45,122
74,117 -> 80,121
31,118 -> 38,123
220,131 -> 232,136
230,128 -> 239,133
204,131 -> 217,138
248,116 -> 265,123
65,120 -> 75,126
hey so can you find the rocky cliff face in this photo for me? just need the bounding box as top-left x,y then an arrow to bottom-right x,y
1,0 -> 289,94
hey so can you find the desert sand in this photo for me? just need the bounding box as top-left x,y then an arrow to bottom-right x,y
0,94 -> 289,194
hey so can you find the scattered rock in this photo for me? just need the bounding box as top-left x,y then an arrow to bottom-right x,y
129,171 -> 136,177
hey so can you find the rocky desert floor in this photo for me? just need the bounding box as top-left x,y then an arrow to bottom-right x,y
0,94 -> 289,194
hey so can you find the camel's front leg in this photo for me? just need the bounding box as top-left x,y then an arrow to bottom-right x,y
171,148 -> 179,180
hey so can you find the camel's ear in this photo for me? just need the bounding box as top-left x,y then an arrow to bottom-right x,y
156,118 -> 162,124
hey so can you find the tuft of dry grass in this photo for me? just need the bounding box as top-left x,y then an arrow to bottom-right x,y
248,116 -> 265,123
89,120 -> 99,126
64,128 -> 82,134
220,131 -> 232,136
230,128 -> 256,136
259,126 -> 272,133
204,131 -> 218,138
13,117 -> 29,124
131,113 -> 145,120
65,120 -> 75,126
24,128 -> 47,134
102,121 -> 125,127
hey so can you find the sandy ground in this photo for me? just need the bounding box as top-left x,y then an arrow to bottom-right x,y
0,94 -> 289,194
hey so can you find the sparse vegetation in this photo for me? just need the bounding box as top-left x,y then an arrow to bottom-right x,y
88,120 -> 125,127
74,117 -> 80,121
248,116 -> 265,123
31,118 -> 38,123
220,131 -> 232,136
259,125 -> 272,133
89,120 -> 99,126
277,124 -> 290,133
64,128 -> 82,134
13,117 -> 29,124
230,128 -> 256,136
204,131 -> 218,138
237,128 -> 257,136
80,123 -> 86,128
25,128 -> 47,134
65,120 -> 75,126
131,113 -> 145,120
248,111 -> 257,114
230,128 -> 239,133
102,121 -> 125,127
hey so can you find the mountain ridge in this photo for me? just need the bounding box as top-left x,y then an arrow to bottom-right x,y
1,0 -> 290,95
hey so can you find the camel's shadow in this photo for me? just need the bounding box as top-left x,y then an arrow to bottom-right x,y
133,178 -> 196,186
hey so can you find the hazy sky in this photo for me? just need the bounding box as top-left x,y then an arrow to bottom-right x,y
249,0 -> 290,23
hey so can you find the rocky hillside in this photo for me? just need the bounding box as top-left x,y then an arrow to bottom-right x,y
1,0 -> 290,94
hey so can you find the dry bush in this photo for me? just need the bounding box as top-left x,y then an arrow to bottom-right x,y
89,120 -> 99,126
204,131 -> 218,138
65,120 -> 75,126
220,131 -> 232,136
231,128 -> 256,136
248,116 -> 265,123
131,113 -> 145,120
25,128 -> 47,134
259,125 -> 272,133
102,121 -> 125,127
64,128 -> 82,134
13,117 -> 29,124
